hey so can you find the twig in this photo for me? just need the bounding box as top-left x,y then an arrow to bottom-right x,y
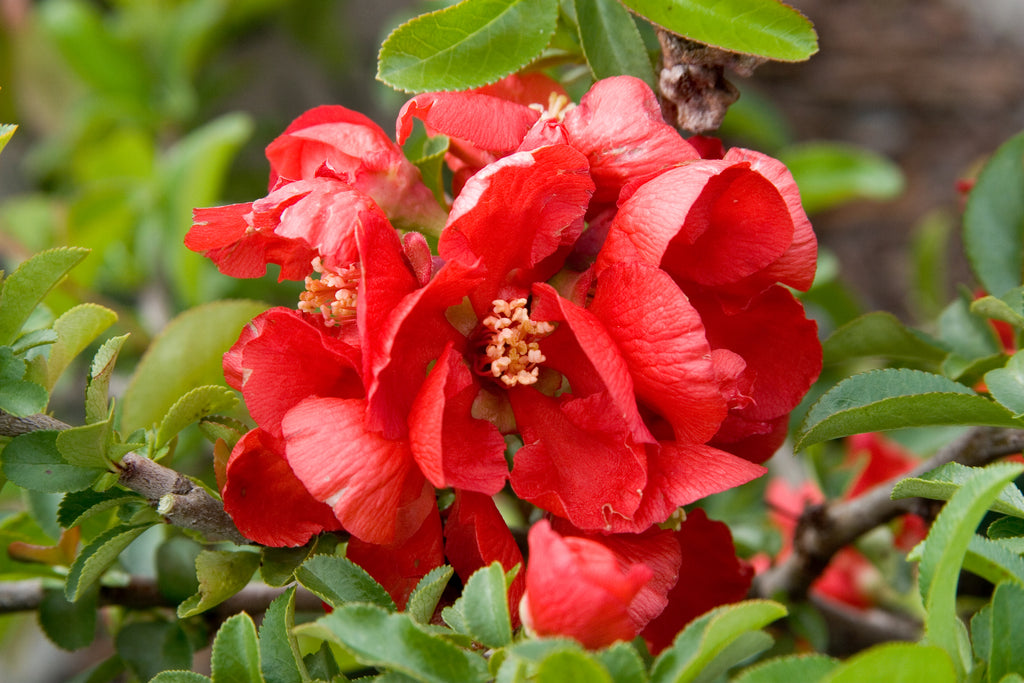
754,426 -> 1024,601
0,410 -> 248,544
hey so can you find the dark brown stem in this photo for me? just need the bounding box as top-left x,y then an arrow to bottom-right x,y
1,410 -> 248,544
754,426 -> 1024,601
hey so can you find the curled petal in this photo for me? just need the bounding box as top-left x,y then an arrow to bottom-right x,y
282,397 -> 432,545
397,91 -> 540,151
222,429 -> 342,547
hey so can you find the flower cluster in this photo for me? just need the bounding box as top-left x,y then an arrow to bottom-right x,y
188,74 -> 821,650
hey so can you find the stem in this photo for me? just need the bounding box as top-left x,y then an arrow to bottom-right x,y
754,426 -> 1024,601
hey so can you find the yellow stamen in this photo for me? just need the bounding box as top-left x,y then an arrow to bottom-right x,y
480,298 -> 554,387
528,92 -> 576,123
298,257 -> 360,326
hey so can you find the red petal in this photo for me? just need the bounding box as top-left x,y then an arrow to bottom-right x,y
509,389 -> 646,531
521,520 -> 655,649
409,343 -> 509,494
844,433 -> 919,499
641,509 -> 753,654
563,76 -> 699,203
282,397 -> 432,545
444,491 -> 525,625
346,506 -> 444,610
589,262 -> 727,443
222,429 -> 342,547
397,91 -> 540,151
440,145 -> 594,314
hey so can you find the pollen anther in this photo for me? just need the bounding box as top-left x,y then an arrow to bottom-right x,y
480,298 -> 554,387
298,257 -> 360,326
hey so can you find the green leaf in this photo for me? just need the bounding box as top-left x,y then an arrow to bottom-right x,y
537,649 -> 613,683
964,130 -> 1024,297
3,430 -> 107,493
149,673 -> 212,683
986,351 -> 1024,416
39,584 -> 98,650
796,369 -> 1024,450
574,0 -> 656,87
989,581 -> 1024,683
450,561 -> 512,648
694,631 -> 774,683
650,600 -> 787,683
402,124 -> 450,208
212,613 -> 264,683
0,123 -> 16,156
822,311 -> 947,365
963,534 -> 1024,586
295,554 -> 396,611
0,247 -> 89,346
65,523 -> 155,601
595,642 -> 648,683
177,549 -> 260,618
85,334 -> 129,425
40,303 -> 118,391
120,300 -> 267,433
309,604 -> 489,683
892,461 -> 1024,518
0,346 -> 49,417
779,142 -> 904,214
377,0 -> 560,93
156,385 -> 238,450
819,643 -> 955,683
733,654 -> 839,683
156,536 -> 202,604
259,587 -> 308,683
971,288 -> 1024,329
116,620 -> 194,682
64,655 -> 127,683
260,543 -> 318,588
970,603 -> 992,669
407,565 -> 454,624
618,0 -> 817,62
916,462 -> 1024,678
56,419 -> 112,469
938,292 -> 1004,378
57,488 -> 145,528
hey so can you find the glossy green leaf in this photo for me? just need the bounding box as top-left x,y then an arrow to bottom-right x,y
41,303 -> 117,391
65,523 -> 155,601
120,300 -> 266,433
819,643 -> 954,683
57,488 -> 144,529
964,130 -> 1024,297
407,565 -> 454,624
575,0 -> 655,86
595,642 -> 647,683
156,536 -> 202,604
309,604 -> 489,683
211,613 -> 263,683
178,549 -> 260,618
40,584 -> 98,650
452,561 -> 512,648
986,351 -> 1024,416
917,463 -> 1024,677
56,420 -> 112,469
988,516 -> 1024,539
259,587 -> 308,683
3,430 -> 107,493
0,247 -> 89,346
85,334 -> 129,424
822,311 -> 947,365
0,346 -> 48,417
295,554 -> 396,611
537,649 -> 613,683
116,620 -> 194,682
796,369 -> 1024,450
650,600 -> 787,683
892,461 -> 1024,518
377,0 -> 560,93
779,142 -> 904,214
733,654 -> 839,683
619,0 -> 817,62
156,385 -> 238,450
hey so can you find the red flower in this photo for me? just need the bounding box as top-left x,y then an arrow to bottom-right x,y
520,519 -> 681,649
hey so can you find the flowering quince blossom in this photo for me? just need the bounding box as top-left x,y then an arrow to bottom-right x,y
188,72 -> 823,636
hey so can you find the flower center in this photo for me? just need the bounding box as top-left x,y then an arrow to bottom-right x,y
480,298 -> 554,387
529,92 -> 576,123
298,257 -> 360,326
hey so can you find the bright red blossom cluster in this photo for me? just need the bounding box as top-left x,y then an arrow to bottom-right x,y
187,74 -> 822,651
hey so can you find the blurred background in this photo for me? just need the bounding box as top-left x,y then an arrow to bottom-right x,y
0,0 -> 1022,680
